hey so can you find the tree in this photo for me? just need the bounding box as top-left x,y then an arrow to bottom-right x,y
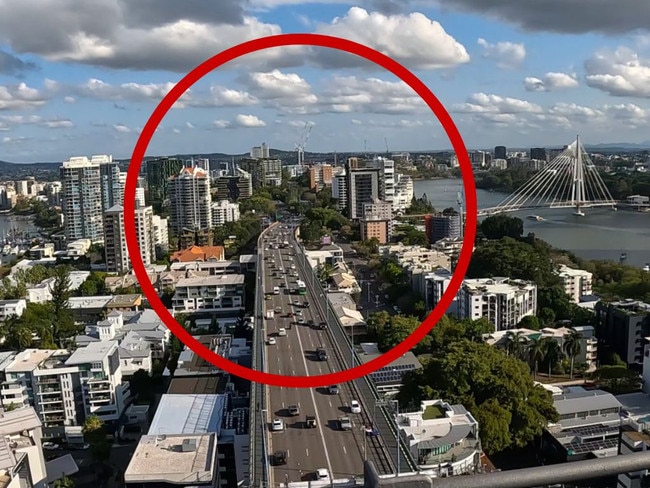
542,338 -> 563,377
505,330 -> 526,360
518,315 -> 541,331
480,214 -> 524,240
563,330 -> 583,379
398,340 -> 558,454
54,475 -> 75,488
527,338 -> 545,380
83,415 -> 111,464
51,266 -> 76,348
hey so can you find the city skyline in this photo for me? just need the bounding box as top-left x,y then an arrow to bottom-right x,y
3,1 -> 650,161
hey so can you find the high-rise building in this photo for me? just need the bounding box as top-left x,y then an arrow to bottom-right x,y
146,157 -> 183,210
332,170 -> 348,211
374,157 -> 395,204
347,167 -> 382,219
152,214 -> 169,254
425,214 -> 462,243
169,166 -> 212,236
211,200 -> 240,226
494,146 -> 507,160
250,142 -> 270,159
530,147 -> 547,161
61,156 -> 104,241
309,164 -> 333,190
215,170 -> 252,201
393,174 -> 414,212
360,199 -> 392,244
96,155 -> 124,211
238,158 -> 282,188
104,204 -> 156,273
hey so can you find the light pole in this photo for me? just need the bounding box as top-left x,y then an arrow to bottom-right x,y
350,323 -> 355,368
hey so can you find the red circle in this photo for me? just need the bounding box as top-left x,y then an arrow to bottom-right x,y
124,33 -> 477,388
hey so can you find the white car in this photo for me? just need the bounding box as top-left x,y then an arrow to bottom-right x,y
315,469 -> 331,482
271,418 -> 284,431
267,337 -> 277,345
278,328 -> 287,336
42,442 -> 59,450
350,400 -> 361,414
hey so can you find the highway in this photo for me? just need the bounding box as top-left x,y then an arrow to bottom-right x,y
260,223 -> 380,485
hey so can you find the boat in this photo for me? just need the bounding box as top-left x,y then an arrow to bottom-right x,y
573,211 -> 585,217
643,263 -> 650,272
527,215 -> 544,221
620,253 -> 627,261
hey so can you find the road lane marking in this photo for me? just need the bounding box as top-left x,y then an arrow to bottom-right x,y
343,445 -> 347,454
306,448 -> 309,457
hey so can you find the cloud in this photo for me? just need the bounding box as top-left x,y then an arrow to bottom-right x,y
584,47 -> 650,98
0,82 -> 50,110
63,96 -> 75,103
113,124 -> 131,133
0,114 -> 73,128
477,38 -> 526,69
313,7 -> 470,70
234,114 -> 266,127
204,86 -> 257,107
242,70 -> 317,114
213,120 -> 232,129
0,50 -> 37,75
524,72 -> 579,91
453,93 -> 543,114
431,0 -> 650,34
76,78 -> 181,102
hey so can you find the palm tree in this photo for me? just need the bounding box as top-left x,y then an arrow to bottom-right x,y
563,330 -> 583,379
527,338 -> 545,380
505,330 -> 526,360
543,338 -> 563,377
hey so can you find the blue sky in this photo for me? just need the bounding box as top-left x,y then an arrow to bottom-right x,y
2,0 -> 650,162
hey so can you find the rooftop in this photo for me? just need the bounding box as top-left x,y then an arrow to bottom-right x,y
174,335 -> 232,376
5,349 -> 58,372
0,407 -> 41,435
108,294 -> 142,308
124,434 -> 216,484
67,296 -> 113,309
175,274 -> 245,287
171,245 -> 225,263
463,277 -> 536,295
148,394 -> 227,437
66,341 -> 117,365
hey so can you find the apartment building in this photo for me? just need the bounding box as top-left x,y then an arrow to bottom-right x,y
169,166 -> 212,236
332,169 -> 348,211
146,157 -> 183,210
103,204 -> 156,274
211,200 -> 240,226
152,214 -> 169,254
422,268 -> 456,314
360,199 -> 392,244
0,299 -> 26,321
238,158 -> 282,188
458,277 -> 537,331
425,213 -> 462,244
215,171 -> 252,201
0,408 -> 48,488
65,341 -> 130,423
557,264 -> 593,304
172,275 -> 246,314
309,164 -> 333,190
97,155 -> 124,211
60,156 -> 104,241
393,174 -> 414,212
595,300 -> 650,367
397,400 -> 481,477
347,166 -> 382,219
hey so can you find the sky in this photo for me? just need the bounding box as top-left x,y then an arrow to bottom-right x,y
2,1 -> 650,162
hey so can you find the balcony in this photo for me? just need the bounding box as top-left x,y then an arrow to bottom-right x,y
417,439 -> 481,469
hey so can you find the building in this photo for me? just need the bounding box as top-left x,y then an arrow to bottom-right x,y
332,169 -> 348,211
0,299 -> 27,321
375,157 -> 395,205
97,155 -> 124,211
152,214 -> 169,254
146,157 -> 184,210
0,407 -> 48,488
309,164 -> 333,190
457,278 -> 537,331
358,343 -> 422,394
250,142 -> 270,159
530,147 -> 547,161
172,275 -> 246,314
425,213 -> 462,244
215,172 -> 252,201
494,145 -> 507,160
347,167 -> 382,219
423,268 -> 456,314
595,300 -> 650,367
619,429 -> 650,488
104,204 -> 156,274
169,166 -> 212,236
558,264 -> 593,304
61,156 -> 104,241
393,174 -> 414,212
397,400 -> 481,477
238,158 -> 282,188
65,341 -> 130,423
171,245 -> 225,263
360,199 -> 392,244
211,200 -> 240,226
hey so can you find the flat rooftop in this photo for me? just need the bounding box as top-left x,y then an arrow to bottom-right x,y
148,394 -> 227,436
174,335 -> 232,376
167,376 -> 222,395
175,274 -> 245,287
124,434 -> 216,484
66,341 -> 116,365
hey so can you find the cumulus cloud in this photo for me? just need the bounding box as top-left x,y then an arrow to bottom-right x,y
113,124 -> 131,133
76,78 -> 181,103
431,0 -> 650,34
0,114 -> 73,128
242,70 -> 317,114
234,114 -> 266,127
313,7 -> 470,70
584,47 -> 650,97
453,93 -> 543,114
0,82 -> 50,110
477,38 -> 526,69
524,72 -> 579,91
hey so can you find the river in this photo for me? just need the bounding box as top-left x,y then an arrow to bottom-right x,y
413,178 -> 650,268
0,214 -> 38,238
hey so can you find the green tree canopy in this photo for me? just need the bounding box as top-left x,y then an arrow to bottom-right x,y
480,214 -> 524,240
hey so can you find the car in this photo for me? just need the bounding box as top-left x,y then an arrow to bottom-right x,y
267,337 -> 277,345
315,469 -> 331,482
305,415 -> 317,428
328,385 -> 339,395
339,417 -> 352,430
294,300 -> 301,306
295,310 -> 303,316
68,443 -> 90,450
278,328 -> 287,336
297,318 -> 305,324
288,404 -> 300,416
271,450 -> 288,466
350,400 -> 361,414
42,442 -> 59,450
271,418 -> 284,431
316,347 -> 328,361
317,322 -> 328,330
275,307 -> 282,313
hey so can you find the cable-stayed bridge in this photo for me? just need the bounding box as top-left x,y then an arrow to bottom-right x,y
477,136 -> 617,217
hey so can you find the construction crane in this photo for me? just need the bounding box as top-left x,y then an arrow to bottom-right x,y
294,122 -> 313,171
384,137 -> 389,155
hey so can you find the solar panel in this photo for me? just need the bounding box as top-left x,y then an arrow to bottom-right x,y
567,438 -> 618,455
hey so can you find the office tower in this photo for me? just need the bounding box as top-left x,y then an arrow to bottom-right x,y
215,170 -> 252,201
238,158 -> 282,188
96,155 -> 124,211
347,167 -> 381,219
169,166 -> 212,236
494,146 -> 507,160
61,156 -> 104,241
530,147 -> 547,161
250,143 -> 270,159
104,204 -> 156,273
332,170 -> 347,211
374,157 -> 395,204
146,157 -> 184,210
